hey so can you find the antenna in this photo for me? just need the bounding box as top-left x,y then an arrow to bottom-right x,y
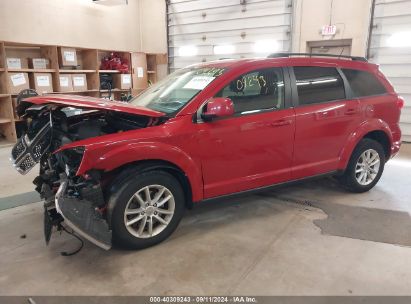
338,47 -> 345,59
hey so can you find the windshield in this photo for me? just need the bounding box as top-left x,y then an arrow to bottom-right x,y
129,67 -> 227,114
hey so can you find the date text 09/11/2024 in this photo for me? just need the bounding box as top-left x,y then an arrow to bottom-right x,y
149,296 -> 257,303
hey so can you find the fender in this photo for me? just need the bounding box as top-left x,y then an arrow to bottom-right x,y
337,118 -> 393,170
78,142 -> 204,202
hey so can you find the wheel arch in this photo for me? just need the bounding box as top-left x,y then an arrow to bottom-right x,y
105,159 -> 194,210
338,120 -> 393,170
362,130 -> 390,159
79,142 -> 203,203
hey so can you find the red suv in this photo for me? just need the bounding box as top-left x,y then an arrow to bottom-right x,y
11,54 -> 402,250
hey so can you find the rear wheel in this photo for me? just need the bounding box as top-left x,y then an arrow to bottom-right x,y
109,170 -> 185,249
337,138 -> 385,193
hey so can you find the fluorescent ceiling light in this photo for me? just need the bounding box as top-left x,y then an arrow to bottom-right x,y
311,78 -> 337,84
214,45 -> 235,55
387,32 -> 411,47
253,39 -> 280,53
178,45 -> 198,57
93,0 -> 128,6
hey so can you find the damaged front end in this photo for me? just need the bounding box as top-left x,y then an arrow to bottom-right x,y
10,95 -> 166,250
54,172 -> 112,250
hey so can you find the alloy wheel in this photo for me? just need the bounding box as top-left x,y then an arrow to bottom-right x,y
355,149 -> 381,186
123,185 -> 175,238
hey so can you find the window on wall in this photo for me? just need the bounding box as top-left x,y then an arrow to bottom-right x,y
342,69 -> 387,98
216,68 -> 284,115
294,66 -> 345,105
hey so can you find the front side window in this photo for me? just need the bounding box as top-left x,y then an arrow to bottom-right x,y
130,67 -> 226,114
342,69 -> 387,98
294,66 -> 345,105
215,68 -> 284,115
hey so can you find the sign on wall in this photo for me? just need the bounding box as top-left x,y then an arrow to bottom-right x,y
321,25 -> 337,36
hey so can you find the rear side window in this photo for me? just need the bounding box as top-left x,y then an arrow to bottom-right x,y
293,67 -> 345,105
341,69 -> 387,97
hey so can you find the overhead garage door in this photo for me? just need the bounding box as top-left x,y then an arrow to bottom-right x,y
167,0 -> 292,71
369,0 -> 411,142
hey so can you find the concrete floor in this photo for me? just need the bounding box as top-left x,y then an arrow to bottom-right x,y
0,144 -> 411,295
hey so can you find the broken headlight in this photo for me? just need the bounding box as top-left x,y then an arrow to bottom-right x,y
56,147 -> 85,177
11,122 -> 51,175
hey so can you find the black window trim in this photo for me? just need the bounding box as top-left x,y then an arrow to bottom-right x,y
340,68 -> 389,100
290,66 -> 351,107
195,66 -> 292,123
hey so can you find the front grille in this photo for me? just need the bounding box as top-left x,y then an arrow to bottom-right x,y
10,122 -> 51,175
19,154 -> 37,172
11,140 -> 26,160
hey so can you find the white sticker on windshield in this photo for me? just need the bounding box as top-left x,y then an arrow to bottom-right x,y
183,76 -> 215,90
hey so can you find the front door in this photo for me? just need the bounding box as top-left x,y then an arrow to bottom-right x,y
196,67 -> 296,199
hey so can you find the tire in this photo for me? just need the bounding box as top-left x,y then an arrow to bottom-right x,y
337,138 -> 385,193
109,170 -> 185,249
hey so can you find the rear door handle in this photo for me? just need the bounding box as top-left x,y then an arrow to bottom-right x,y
270,119 -> 293,127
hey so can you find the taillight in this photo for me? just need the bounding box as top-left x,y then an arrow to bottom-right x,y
397,96 -> 405,109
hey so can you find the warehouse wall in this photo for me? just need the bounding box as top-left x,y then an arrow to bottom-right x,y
292,0 -> 373,56
0,0 -> 166,53
139,0 -> 168,53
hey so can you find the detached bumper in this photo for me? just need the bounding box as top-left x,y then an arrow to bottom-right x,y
55,180 -> 112,250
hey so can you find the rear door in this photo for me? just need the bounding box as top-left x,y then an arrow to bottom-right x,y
290,66 -> 361,179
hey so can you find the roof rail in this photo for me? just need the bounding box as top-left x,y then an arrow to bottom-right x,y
267,52 -> 368,62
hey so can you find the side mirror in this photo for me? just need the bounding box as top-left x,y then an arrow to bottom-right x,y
201,97 -> 234,121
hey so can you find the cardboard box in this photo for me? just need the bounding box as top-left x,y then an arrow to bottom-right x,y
29,58 -> 50,69
30,73 -> 53,94
60,47 -> 78,67
58,75 -> 73,92
72,74 -> 87,91
113,74 -> 132,90
6,58 -> 29,69
8,73 -> 30,94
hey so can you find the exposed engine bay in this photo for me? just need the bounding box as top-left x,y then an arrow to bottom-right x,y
12,104 -> 159,174
10,99 -> 166,251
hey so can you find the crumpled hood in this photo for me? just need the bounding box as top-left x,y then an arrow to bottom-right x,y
24,95 -> 165,117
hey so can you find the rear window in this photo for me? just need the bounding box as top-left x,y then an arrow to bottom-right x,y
293,66 -> 345,105
341,69 -> 387,98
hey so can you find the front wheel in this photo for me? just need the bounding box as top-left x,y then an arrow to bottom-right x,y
109,170 -> 185,249
337,138 -> 385,193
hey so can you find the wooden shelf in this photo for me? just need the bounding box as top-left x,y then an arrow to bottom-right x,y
0,139 -> 15,148
100,89 -> 130,92
0,40 -> 166,143
50,90 -> 98,94
0,118 -> 12,124
4,45 -> 42,50
8,68 -> 56,73
98,70 -> 121,74
59,69 -> 96,73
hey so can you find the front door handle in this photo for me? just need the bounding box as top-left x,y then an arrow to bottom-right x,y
345,108 -> 358,115
270,119 -> 293,127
